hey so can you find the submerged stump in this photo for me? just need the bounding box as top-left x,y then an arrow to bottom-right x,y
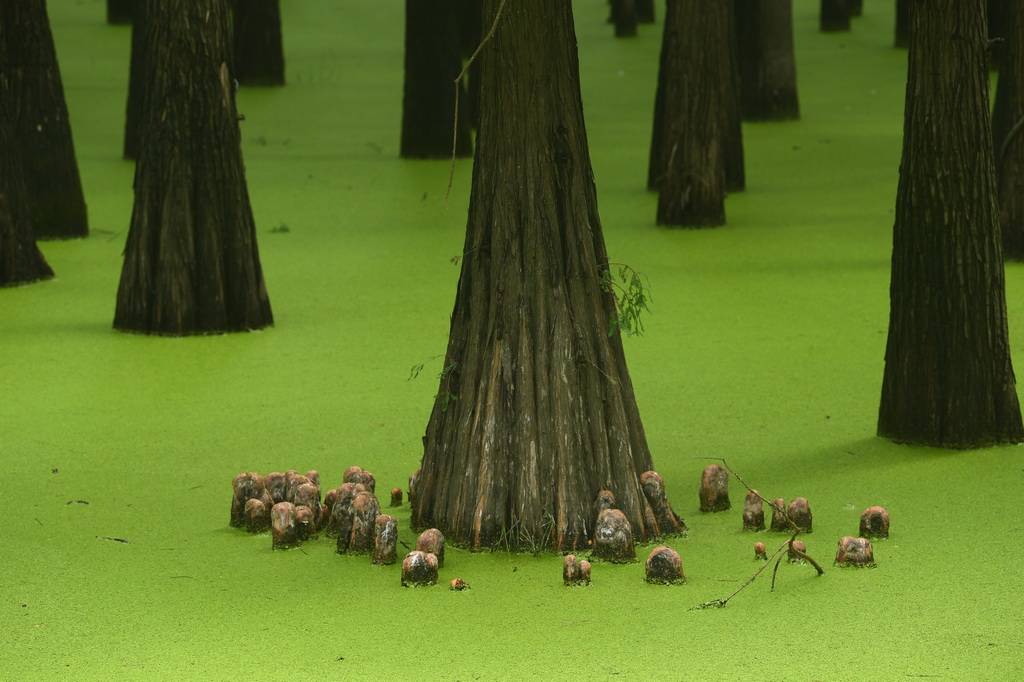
640,470 -> 684,534
698,464 -> 730,512
592,509 -> 635,562
373,514 -> 398,565
563,554 -> 591,586
787,497 -> 812,533
859,506 -> 890,539
742,490 -> 765,531
835,536 -> 875,567
769,497 -> 789,532
271,501 -> 298,549
417,528 -> 446,568
644,545 -> 685,585
244,497 -> 269,533
401,551 -> 439,587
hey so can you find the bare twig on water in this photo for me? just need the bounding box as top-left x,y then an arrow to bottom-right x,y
688,457 -> 824,609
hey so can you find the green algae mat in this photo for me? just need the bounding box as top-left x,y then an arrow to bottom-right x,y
4,1 -> 1023,679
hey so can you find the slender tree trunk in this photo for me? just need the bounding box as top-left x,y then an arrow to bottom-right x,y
3,0 -> 88,240
401,0 -> 472,158
735,0 -> 800,121
992,1 -> 1024,259
413,0 -> 674,551
107,0 -> 132,24
820,0 -> 851,32
232,0 -> 285,86
879,0 -> 1023,448
849,0 -> 862,17
0,30 -> 53,286
123,0 -> 147,159
455,0 -> 482,129
654,0 -> 733,227
114,0 -> 272,335
610,0 -> 637,37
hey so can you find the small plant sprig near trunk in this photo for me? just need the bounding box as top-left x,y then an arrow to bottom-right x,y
599,263 -> 652,337
409,355 -> 459,412
690,458 -> 824,610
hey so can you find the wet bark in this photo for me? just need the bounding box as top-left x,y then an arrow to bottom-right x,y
878,0 -> 1023,448
2,0 -> 88,239
993,0 -> 1024,259
114,0 -> 273,335
413,0 -> 668,551
735,0 -> 800,121
654,0 -> 734,227
107,0 -> 133,24
232,0 -> 285,86
0,36 -> 53,286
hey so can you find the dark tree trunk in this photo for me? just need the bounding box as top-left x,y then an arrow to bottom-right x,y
734,0 -> 800,121
107,0 -> 132,24
879,0 -> 1023,448
993,1 -> 1024,258
0,33 -> 53,286
653,0 -> 734,226
455,0 -> 482,128
401,0 -> 472,159
232,0 -> 285,86
610,0 -> 638,37
637,0 -> 655,22
895,0 -> 909,48
413,0 -> 671,551
3,0 -> 88,240
114,0 -> 273,335
849,0 -> 862,17
820,0 -> 851,32
988,0 -> 1006,68
122,0 -> 147,160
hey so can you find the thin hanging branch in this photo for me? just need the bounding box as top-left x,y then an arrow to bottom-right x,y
445,0 -> 508,207
689,457 -> 824,610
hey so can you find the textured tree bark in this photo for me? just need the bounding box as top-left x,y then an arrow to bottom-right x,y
413,0 -> 670,551
114,0 -> 273,335
107,0 -> 132,24
401,0 -> 472,158
992,0 -> 1024,259
878,0 -> 1023,448
2,0 -> 88,240
0,35 -> 53,286
734,0 -> 800,121
654,0 -> 733,227
123,0 -> 148,160
820,0 -> 851,31
232,0 -> 285,86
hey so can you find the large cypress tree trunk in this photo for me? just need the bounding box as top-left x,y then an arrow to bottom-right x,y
734,0 -> 800,121
895,0 -> 909,48
654,0 -> 733,227
413,0 -> 672,551
3,0 -> 88,240
993,0 -> 1024,259
878,0 -> 1023,448
107,0 -> 133,24
232,0 -> 285,86
401,0 -> 472,158
114,0 -> 273,335
0,33 -> 53,286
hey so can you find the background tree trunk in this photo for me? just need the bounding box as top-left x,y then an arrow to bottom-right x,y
636,0 -> 655,22
820,0 -> 851,32
122,0 -> 148,159
610,0 -> 637,37
878,0 -> 1023,448
413,0 -> 669,551
0,33 -> 53,286
735,0 -> 800,121
895,0 -> 909,48
992,0 -> 1024,259
3,0 -> 88,240
114,0 -> 272,335
654,0 -> 733,227
107,0 -> 132,24
401,0 -> 472,158
232,0 -> 285,86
